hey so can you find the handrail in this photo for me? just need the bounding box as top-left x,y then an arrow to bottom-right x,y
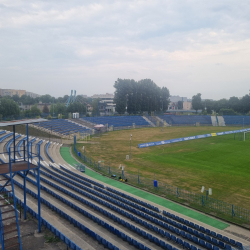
0,132 -> 13,143
45,142 -> 54,163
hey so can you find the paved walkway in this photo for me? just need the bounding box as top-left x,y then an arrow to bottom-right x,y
60,147 -> 229,230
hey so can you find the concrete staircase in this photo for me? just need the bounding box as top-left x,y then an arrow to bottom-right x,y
211,116 -> 218,126
217,116 -> 226,126
142,116 -> 156,127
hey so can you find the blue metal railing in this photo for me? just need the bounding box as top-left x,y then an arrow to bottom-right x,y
45,142 -> 54,163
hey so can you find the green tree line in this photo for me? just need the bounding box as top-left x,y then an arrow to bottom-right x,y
192,93 -> 250,115
114,78 -> 170,114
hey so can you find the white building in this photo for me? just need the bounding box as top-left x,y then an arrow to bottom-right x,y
91,93 -> 116,115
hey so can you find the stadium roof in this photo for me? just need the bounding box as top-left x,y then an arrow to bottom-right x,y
0,118 -> 47,127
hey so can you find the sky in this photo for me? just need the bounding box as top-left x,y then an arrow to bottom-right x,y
0,0 -> 250,100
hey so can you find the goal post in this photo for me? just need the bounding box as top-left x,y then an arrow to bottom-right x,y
243,131 -> 250,141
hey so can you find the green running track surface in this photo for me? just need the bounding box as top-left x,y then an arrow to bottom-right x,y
60,147 -> 229,230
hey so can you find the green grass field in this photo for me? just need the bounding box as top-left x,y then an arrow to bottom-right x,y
76,126 -> 250,209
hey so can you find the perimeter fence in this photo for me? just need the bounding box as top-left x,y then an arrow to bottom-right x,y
73,137 -> 250,224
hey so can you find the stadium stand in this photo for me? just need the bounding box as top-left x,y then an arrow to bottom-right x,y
0,131 -> 247,250
223,116 -> 250,126
81,116 -> 151,128
158,115 -> 212,126
36,119 -> 92,135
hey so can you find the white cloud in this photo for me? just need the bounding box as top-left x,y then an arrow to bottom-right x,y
0,0 -> 250,99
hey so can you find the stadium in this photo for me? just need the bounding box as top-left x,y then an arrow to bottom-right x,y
0,113 -> 250,250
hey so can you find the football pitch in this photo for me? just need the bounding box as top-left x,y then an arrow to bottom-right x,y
77,126 -> 250,209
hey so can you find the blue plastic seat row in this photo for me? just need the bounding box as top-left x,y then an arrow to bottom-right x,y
163,211 -> 243,248
23,171 -> 175,250
36,167 -> 222,250
51,164 -> 104,189
41,165 -> 92,188
11,175 -> 149,250
27,169 -> 216,250
59,165 -> 105,188
94,186 -> 159,217
106,186 -> 159,212
6,185 -> 83,250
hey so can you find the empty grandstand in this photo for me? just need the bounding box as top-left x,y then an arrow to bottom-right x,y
81,116 -> 151,128
35,119 -> 93,136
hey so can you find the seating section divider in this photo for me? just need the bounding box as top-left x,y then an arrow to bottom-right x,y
45,141 -> 54,163
57,165 -> 105,188
1,186 -> 82,250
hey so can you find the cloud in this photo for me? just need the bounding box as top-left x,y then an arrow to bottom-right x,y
0,0 -> 250,99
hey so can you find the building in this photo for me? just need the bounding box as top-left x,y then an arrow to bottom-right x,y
91,93 -> 116,115
183,101 -> 192,110
168,96 -> 188,110
0,88 -> 40,98
0,89 -> 26,97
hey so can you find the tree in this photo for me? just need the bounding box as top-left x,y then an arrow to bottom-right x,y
42,104 -> 49,113
113,78 -> 170,114
67,102 -> 86,114
92,98 -> 101,116
30,104 -> 41,116
192,93 -> 202,113
177,101 -> 183,110
50,103 -> 66,115
0,97 -> 20,117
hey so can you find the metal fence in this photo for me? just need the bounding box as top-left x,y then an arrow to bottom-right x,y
73,136 -> 250,223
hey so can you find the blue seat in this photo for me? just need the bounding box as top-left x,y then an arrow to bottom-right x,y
177,238 -> 184,246
205,236 -> 212,242
223,236 -> 230,243
225,244 -> 232,250
192,236 -> 199,244
126,236 -> 132,245
211,231 -> 217,238
184,241 -> 191,250
236,242 -> 243,249
160,240 -> 166,248
132,239 -> 139,248
205,229 -> 211,235
206,242 -> 213,250
229,239 -> 236,246
153,237 -> 160,245
101,238 -> 108,247
147,234 -> 153,242
212,238 -> 218,245
218,241 -> 225,249
165,232 -> 171,240
191,246 -> 197,250
171,235 -> 177,242
217,234 -> 223,240
213,246 -> 219,250
166,244 -> 173,250
199,239 -> 206,248
159,229 -> 165,237
108,242 -> 114,250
